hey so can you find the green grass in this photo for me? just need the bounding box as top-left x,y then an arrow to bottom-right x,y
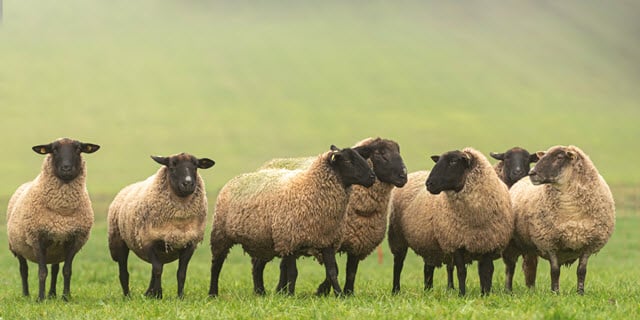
1,0 -> 639,318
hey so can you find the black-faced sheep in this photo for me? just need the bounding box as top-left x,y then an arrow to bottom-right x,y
509,145 -> 615,294
269,138 -> 408,296
6,138 -> 100,301
489,147 -> 539,291
108,153 -> 215,299
490,147 -> 539,188
208,145 -> 376,297
388,147 -> 513,296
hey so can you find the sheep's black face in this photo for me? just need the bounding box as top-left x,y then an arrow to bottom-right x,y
490,147 -> 539,187
152,153 -> 215,197
529,147 -> 575,185
329,145 -> 376,188
355,139 -> 407,188
426,150 -> 472,194
32,138 -> 100,183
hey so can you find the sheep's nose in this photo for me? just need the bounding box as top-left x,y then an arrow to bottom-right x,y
513,168 -> 524,176
61,164 -> 72,172
182,176 -> 194,188
529,169 -> 536,176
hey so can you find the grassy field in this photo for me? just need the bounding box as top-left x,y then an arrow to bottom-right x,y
1,0 -> 639,318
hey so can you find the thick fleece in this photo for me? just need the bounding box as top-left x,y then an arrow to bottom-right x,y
389,148 -> 514,264
510,146 -> 615,265
108,166 -> 208,262
211,151 -> 351,261
7,157 -> 93,264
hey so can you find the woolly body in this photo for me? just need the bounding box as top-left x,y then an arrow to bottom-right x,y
211,151 -> 349,261
7,156 -> 93,264
108,166 -> 208,263
390,148 -> 513,263
510,146 -> 615,265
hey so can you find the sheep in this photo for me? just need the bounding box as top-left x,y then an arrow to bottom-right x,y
490,147 -> 539,188
489,147 -> 540,291
108,153 -> 215,299
208,145 -> 376,297
267,138 -> 408,296
388,147 -> 513,296
6,138 -> 100,301
508,145 -> 615,294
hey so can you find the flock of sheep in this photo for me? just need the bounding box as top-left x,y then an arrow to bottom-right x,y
5,137 -> 615,301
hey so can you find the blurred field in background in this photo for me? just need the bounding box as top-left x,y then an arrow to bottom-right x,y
1,0 -> 638,318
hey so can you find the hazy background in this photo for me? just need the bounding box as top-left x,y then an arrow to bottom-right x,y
1,0 -> 638,197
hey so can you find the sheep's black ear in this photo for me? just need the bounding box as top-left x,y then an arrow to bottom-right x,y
330,151 -> 343,164
330,145 -> 340,152
430,155 -> 440,163
353,145 -> 373,159
197,158 -> 215,169
462,153 -> 472,168
151,155 -> 170,166
529,153 -> 539,163
490,152 -> 504,161
81,143 -> 100,154
32,144 -> 52,155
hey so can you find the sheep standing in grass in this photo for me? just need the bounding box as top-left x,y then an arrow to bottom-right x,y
108,153 -> 215,299
7,138 -> 100,301
389,147 -> 513,296
209,145 -> 376,297
509,145 -> 615,294
268,138 -> 407,296
488,147 -> 542,291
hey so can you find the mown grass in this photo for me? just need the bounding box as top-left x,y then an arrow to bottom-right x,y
1,0 -> 639,319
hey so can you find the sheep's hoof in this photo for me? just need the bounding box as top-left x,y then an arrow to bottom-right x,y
62,294 -> 70,302
577,289 -> 585,295
315,283 -> 331,296
144,289 -> 163,299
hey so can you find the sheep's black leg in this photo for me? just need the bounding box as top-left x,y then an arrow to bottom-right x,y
49,263 -> 59,298
61,240 -> 79,301
523,254 -> 538,289
114,247 -> 130,297
176,244 -> 195,299
576,253 -> 590,295
145,246 -> 163,299
251,257 -> 267,295
391,246 -> 408,294
343,254 -> 358,295
109,229 -> 131,297
478,254 -> 494,296
423,262 -> 435,291
446,262 -> 455,290
208,236 -> 232,297
453,249 -> 467,296
208,253 -> 227,297
320,247 -> 341,296
503,254 -> 516,292
281,255 -> 298,295
35,239 -> 49,302
276,258 -> 288,293
549,253 -> 560,294
18,255 -> 29,297
316,259 -> 338,296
